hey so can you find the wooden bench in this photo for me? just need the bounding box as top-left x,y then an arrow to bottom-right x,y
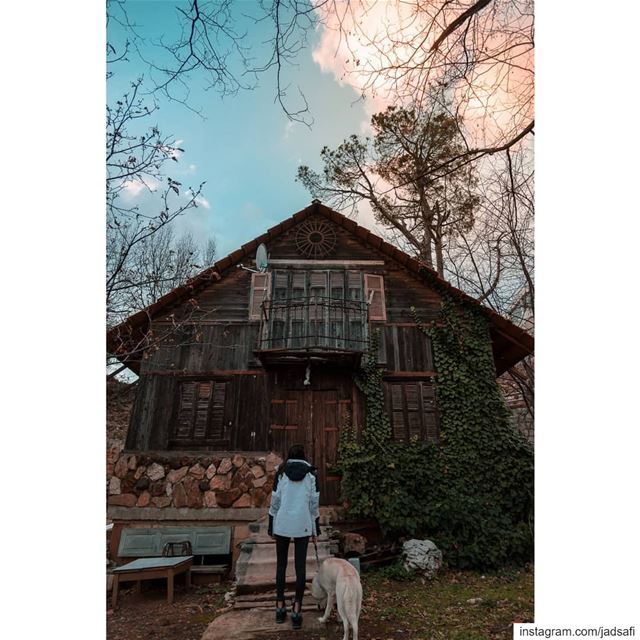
112,525 -> 232,594
111,556 -> 193,609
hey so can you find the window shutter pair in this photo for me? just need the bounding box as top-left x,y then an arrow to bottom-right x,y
389,381 -> 439,444
174,380 -> 228,443
249,272 -> 271,320
364,274 -> 386,321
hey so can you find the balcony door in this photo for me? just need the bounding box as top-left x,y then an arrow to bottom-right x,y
266,269 -> 366,350
268,367 -> 352,505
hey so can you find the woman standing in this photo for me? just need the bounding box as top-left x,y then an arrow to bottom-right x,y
268,444 -> 321,629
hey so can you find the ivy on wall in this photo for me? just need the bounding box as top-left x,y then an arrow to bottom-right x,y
337,281 -> 534,569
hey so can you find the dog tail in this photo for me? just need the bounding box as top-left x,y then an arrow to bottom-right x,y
336,573 -> 363,640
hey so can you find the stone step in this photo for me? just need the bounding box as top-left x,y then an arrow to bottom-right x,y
233,601 -> 318,611
234,590 -> 312,603
236,516 -> 336,596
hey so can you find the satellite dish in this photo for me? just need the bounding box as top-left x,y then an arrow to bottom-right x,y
256,243 -> 269,272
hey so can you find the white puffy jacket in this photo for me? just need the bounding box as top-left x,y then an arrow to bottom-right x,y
268,459 -> 320,538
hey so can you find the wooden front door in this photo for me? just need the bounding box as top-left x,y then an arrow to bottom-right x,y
268,367 -> 353,505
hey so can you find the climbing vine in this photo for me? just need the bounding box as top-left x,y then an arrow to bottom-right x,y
337,279 -> 534,569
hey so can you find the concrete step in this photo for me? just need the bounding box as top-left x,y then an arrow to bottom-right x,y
235,517 -> 336,595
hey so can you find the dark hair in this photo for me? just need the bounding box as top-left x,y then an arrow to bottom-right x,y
286,444 -> 306,461
277,444 -> 307,477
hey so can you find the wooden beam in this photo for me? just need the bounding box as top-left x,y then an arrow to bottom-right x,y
383,371 -> 437,379
265,259 -> 385,266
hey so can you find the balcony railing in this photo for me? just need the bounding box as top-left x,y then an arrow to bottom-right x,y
258,296 -> 369,352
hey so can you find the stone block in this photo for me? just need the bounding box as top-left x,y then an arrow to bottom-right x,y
146,462 -> 165,481
108,477 -> 121,495
108,494 -> 137,507
167,466 -> 189,484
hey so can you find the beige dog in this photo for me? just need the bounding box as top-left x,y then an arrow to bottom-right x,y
311,558 -> 363,640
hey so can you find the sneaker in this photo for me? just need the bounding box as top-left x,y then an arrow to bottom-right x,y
275,605 -> 287,624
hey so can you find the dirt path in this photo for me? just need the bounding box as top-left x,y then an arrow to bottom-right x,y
107,567 -> 533,640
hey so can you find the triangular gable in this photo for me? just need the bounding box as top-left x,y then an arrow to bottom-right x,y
107,200 -> 533,374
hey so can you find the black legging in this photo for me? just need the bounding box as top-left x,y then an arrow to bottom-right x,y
275,535 -> 310,605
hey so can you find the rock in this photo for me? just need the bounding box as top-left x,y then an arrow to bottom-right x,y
120,473 -> 137,494
108,494 -> 137,507
467,598 -> 483,605
232,469 -> 247,489
265,453 -> 282,473
232,454 -> 245,468
106,463 -> 114,477
199,479 -> 210,491
134,477 -> 150,492
147,462 -> 166,481
136,491 -> 151,507
215,488 -> 242,508
250,488 -> 268,508
189,463 -> 206,479
203,491 -> 217,508
151,496 -> 171,508
205,463 -> 217,479
185,476 -> 203,507
402,539 -> 443,579
114,456 -> 129,479
149,481 -> 166,497
250,465 -> 265,479
218,458 -> 233,475
108,477 -> 121,495
127,455 -> 137,470
210,474 -> 231,491
167,466 -> 189,484
253,476 -> 268,489
134,466 -> 147,480
107,440 -> 124,465
233,493 -> 252,508
173,477 -> 201,508
166,483 -> 173,497
172,482 -> 188,508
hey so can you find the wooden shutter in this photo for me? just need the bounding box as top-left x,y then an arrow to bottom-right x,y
174,380 -> 228,443
209,382 -> 227,440
193,381 -> 213,439
390,383 -> 406,441
176,382 -> 197,439
405,383 -> 422,440
420,383 -> 439,443
249,272 -> 271,320
365,274 -> 386,321
387,381 -> 439,444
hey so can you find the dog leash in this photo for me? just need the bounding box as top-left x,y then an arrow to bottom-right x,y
313,538 -> 321,570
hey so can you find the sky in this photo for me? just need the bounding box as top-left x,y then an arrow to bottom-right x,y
107,0 -> 384,260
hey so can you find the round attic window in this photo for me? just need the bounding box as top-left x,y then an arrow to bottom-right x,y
294,219 -> 337,258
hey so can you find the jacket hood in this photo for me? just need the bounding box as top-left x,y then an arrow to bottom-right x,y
283,459 -> 315,482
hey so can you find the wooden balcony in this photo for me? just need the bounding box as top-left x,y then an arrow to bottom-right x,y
255,296 -> 369,366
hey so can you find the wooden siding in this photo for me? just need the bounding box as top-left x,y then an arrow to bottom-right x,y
125,214 -> 442,505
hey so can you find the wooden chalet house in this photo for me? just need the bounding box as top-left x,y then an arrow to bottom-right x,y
107,201 -> 533,539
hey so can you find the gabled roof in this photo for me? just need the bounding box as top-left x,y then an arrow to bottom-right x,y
108,200 -> 533,375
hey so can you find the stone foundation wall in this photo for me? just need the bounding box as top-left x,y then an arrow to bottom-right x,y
107,440 -> 282,511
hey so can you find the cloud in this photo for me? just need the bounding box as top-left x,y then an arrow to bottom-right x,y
283,121 -> 296,140
120,176 -> 160,198
311,1 -> 533,145
195,195 -> 211,209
